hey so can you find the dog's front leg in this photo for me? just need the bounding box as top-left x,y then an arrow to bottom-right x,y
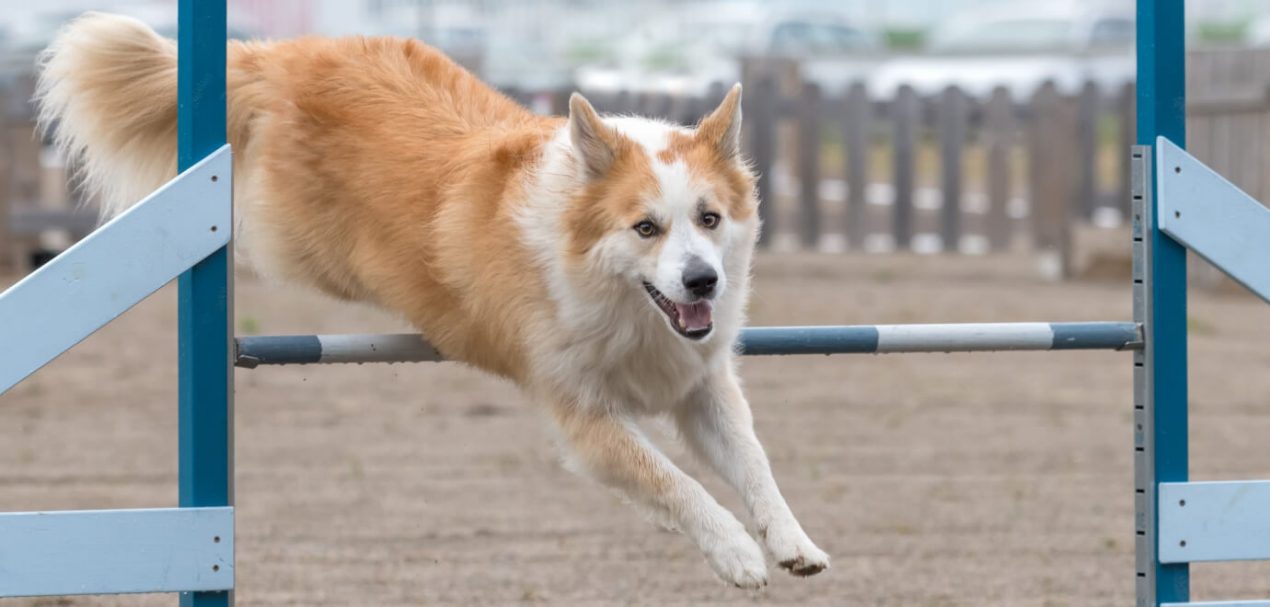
550,401 -> 768,588
675,363 -> 830,577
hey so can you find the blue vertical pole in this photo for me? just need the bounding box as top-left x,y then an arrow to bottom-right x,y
1137,0 -> 1187,604
178,1 -> 232,606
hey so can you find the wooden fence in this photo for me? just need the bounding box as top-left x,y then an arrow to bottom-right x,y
1188,48 -> 1270,205
552,50 -> 1268,279
0,75 -> 94,273
1184,47 -> 1270,289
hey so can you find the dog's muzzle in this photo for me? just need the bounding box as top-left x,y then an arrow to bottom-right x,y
643,282 -> 713,340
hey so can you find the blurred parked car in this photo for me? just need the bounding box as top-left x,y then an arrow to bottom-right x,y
574,2 -> 880,97
480,5 -> 622,94
869,2 -> 1135,100
1249,13 -> 1270,48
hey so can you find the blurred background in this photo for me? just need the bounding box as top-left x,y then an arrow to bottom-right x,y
6,4 -> 1270,605
1,0 -> 1269,284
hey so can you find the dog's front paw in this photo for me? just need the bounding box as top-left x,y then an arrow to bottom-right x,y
762,523 -> 830,577
703,532 -> 768,589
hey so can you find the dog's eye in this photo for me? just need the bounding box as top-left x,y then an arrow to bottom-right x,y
633,220 -> 660,238
700,212 -> 722,230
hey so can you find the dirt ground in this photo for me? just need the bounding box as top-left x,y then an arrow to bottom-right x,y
3,253 -> 1270,607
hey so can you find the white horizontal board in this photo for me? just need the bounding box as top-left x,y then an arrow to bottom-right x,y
1159,481 -> 1270,563
0,507 -> 233,597
0,146 -> 232,394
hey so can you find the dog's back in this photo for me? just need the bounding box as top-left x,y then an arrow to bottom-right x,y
38,13 -> 549,213
39,14 -> 562,378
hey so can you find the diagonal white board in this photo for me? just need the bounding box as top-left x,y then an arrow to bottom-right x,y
0,146 -> 231,394
1157,136 -> 1270,302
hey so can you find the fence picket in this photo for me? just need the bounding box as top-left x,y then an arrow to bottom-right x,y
985,86 -> 1014,252
938,86 -> 967,252
747,76 -> 777,248
844,82 -> 870,250
892,85 -> 918,250
797,82 -> 822,249
1029,82 -> 1076,277
1077,81 -> 1100,219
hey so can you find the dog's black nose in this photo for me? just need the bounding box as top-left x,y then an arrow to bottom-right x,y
682,258 -> 718,298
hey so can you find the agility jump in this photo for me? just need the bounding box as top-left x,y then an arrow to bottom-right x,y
2,1 -> 1269,605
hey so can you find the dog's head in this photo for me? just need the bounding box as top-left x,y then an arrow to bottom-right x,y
562,85 -> 758,343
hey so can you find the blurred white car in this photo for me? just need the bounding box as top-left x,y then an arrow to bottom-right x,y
869,2 -> 1135,100
1248,13 -> 1270,47
574,2 -> 880,97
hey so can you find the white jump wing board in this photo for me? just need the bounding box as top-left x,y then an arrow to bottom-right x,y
0,507 -> 233,596
1159,480 -> 1270,564
1156,136 -> 1270,302
0,146 -> 231,394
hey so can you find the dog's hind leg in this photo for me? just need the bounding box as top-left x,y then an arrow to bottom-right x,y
550,402 -> 768,589
674,364 -> 830,578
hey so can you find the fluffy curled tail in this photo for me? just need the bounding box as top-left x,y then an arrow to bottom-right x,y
36,12 -> 182,218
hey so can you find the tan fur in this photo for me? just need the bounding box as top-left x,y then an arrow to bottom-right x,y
236,33 -> 570,379
42,13 -> 569,379
39,13 -> 828,587
562,107 -> 661,260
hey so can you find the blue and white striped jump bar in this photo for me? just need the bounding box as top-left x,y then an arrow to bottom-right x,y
234,321 -> 1141,367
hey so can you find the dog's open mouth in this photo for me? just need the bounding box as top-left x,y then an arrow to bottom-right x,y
643,283 -> 713,340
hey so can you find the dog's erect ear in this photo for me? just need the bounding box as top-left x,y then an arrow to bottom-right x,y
568,93 -> 618,178
697,83 -> 743,160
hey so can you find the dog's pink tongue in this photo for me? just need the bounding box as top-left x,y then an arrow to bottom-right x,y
675,300 -> 714,331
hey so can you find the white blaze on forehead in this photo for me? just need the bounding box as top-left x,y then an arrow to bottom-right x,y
603,116 -> 681,154
601,117 -> 701,215
651,158 -> 700,215
600,115 -> 706,213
